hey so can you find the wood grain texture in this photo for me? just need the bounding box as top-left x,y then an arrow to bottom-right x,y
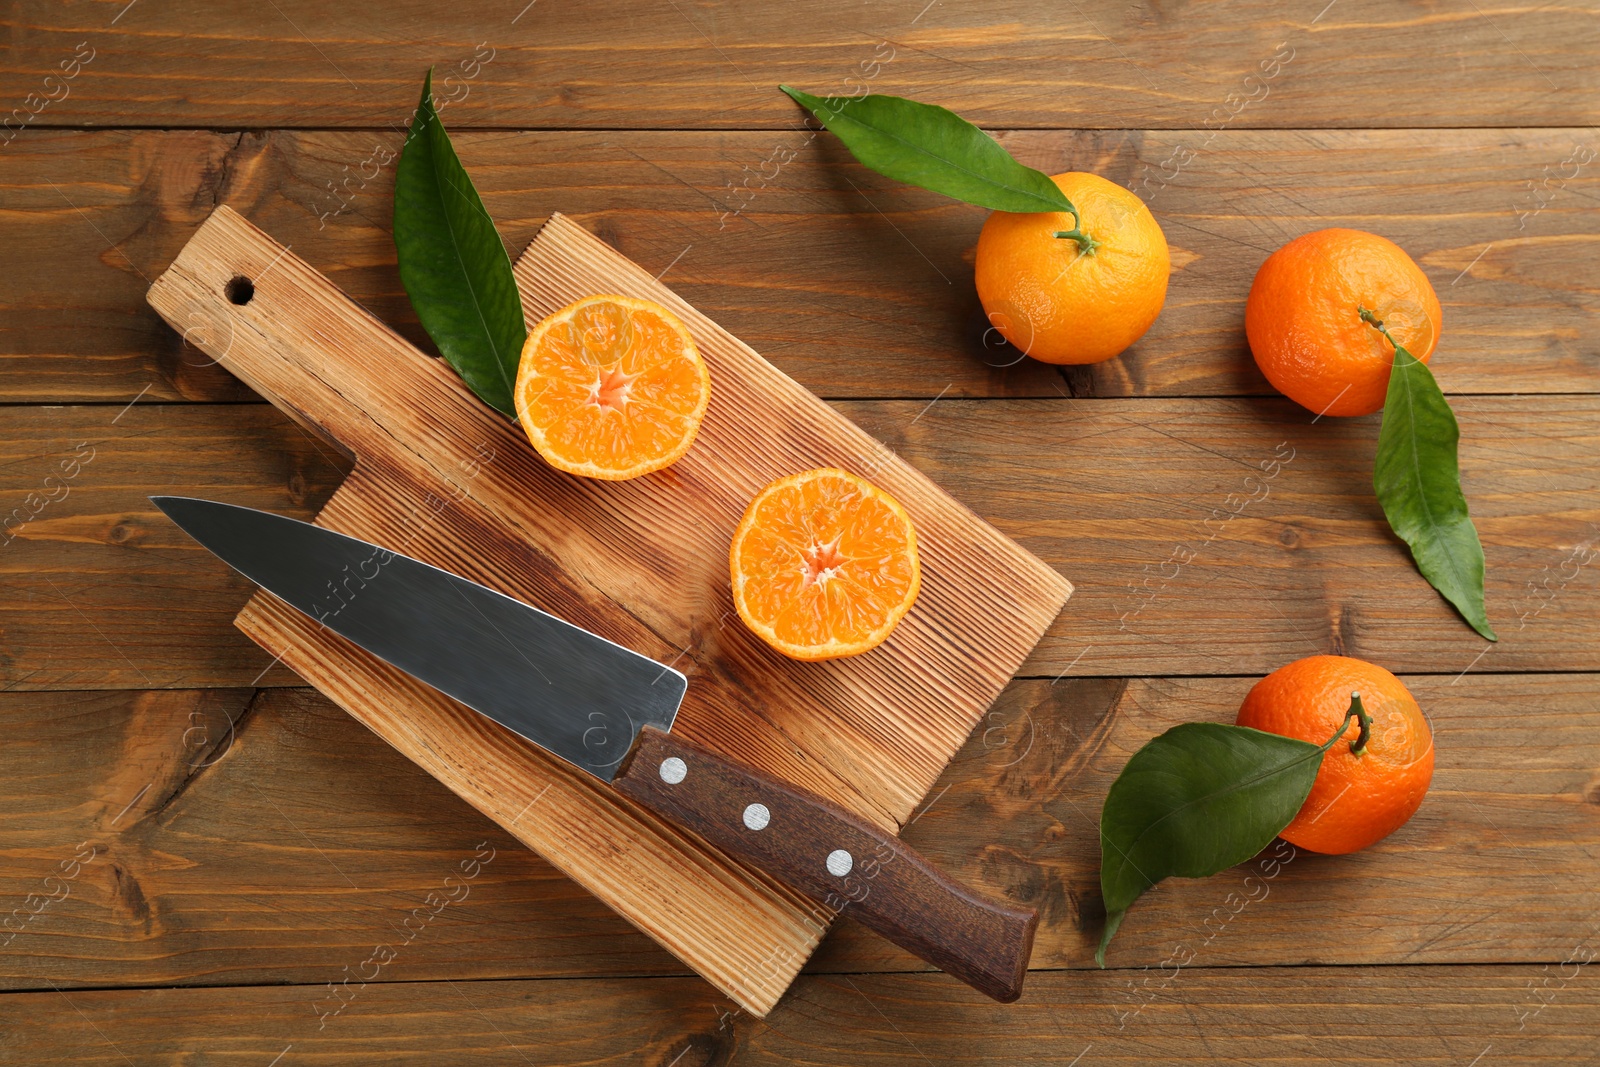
4,967 -> 1596,1065
2,0 -> 1596,1057
0,688 -> 689,992
820,673 -> 1600,972
859,394 -> 1600,677
614,726 -> 1038,1003
0,403 -> 348,691
2,395 -> 1594,689
3,0 -> 1596,130
1,127 -> 1596,403
3,676 -> 1593,990
141,206 -> 1067,1013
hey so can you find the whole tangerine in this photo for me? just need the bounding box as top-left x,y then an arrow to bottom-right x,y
974,171 -> 1170,365
1236,654 -> 1434,855
1245,228 -> 1442,417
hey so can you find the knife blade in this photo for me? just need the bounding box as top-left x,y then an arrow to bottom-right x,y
153,495 -> 1037,1002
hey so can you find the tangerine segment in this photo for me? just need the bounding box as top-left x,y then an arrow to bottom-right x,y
515,295 -> 710,480
730,468 -> 921,661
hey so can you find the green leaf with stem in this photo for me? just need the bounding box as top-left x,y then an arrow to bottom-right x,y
778,86 -> 1098,254
1097,695 -> 1372,966
394,69 -> 526,417
1363,308 -> 1496,641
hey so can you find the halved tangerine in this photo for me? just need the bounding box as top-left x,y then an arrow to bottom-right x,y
730,468 -> 921,661
515,295 -> 710,480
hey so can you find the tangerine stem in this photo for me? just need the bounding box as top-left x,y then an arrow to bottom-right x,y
1053,225 -> 1100,255
1315,691 -> 1374,757
1346,692 -> 1372,756
1358,306 -> 1408,357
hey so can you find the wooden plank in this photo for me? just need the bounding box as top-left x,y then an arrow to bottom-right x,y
140,206 -> 1067,1015
819,672 -> 1600,972
2,395 -> 1594,689
0,688 -> 684,991
0,403 -> 348,691
3,0 -> 1596,130
3,967 -> 1595,1065
864,393 -> 1600,678
1,127 -> 1595,403
870,391 -> 1600,675
3,676 -> 1593,989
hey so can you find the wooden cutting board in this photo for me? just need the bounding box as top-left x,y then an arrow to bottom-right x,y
146,205 -> 1071,1015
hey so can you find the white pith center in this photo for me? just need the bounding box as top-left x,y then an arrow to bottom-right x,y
802,537 -> 847,586
588,366 -> 638,412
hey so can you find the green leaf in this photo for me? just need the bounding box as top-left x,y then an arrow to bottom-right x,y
1373,343 -> 1496,641
1097,723 -> 1325,966
778,86 -> 1077,216
394,69 -> 526,417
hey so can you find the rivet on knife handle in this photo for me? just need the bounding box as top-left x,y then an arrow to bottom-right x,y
615,725 -> 1038,1003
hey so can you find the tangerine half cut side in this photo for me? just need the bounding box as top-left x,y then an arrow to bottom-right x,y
730,468 -> 921,661
515,295 -> 711,480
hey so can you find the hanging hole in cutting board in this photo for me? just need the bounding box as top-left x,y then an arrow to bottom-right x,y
226,275 -> 255,305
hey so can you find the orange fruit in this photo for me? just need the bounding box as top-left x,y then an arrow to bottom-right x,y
1245,228 -> 1442,418
974,171 -> 1170,365
1236,655 -> 1434,855
729,468 -> 920,661
515,295 -> 710,480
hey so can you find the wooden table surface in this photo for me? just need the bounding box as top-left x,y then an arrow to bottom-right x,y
2,2 -> 1597,1063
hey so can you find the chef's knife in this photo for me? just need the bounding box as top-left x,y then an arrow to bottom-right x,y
152,496 -> 1037,1002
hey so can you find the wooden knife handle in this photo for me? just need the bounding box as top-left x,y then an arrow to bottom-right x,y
613,726 -> 1037,1002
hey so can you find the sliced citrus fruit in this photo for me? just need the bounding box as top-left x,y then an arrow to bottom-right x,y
514,295 -> 710,480
730,468 -> 921,661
